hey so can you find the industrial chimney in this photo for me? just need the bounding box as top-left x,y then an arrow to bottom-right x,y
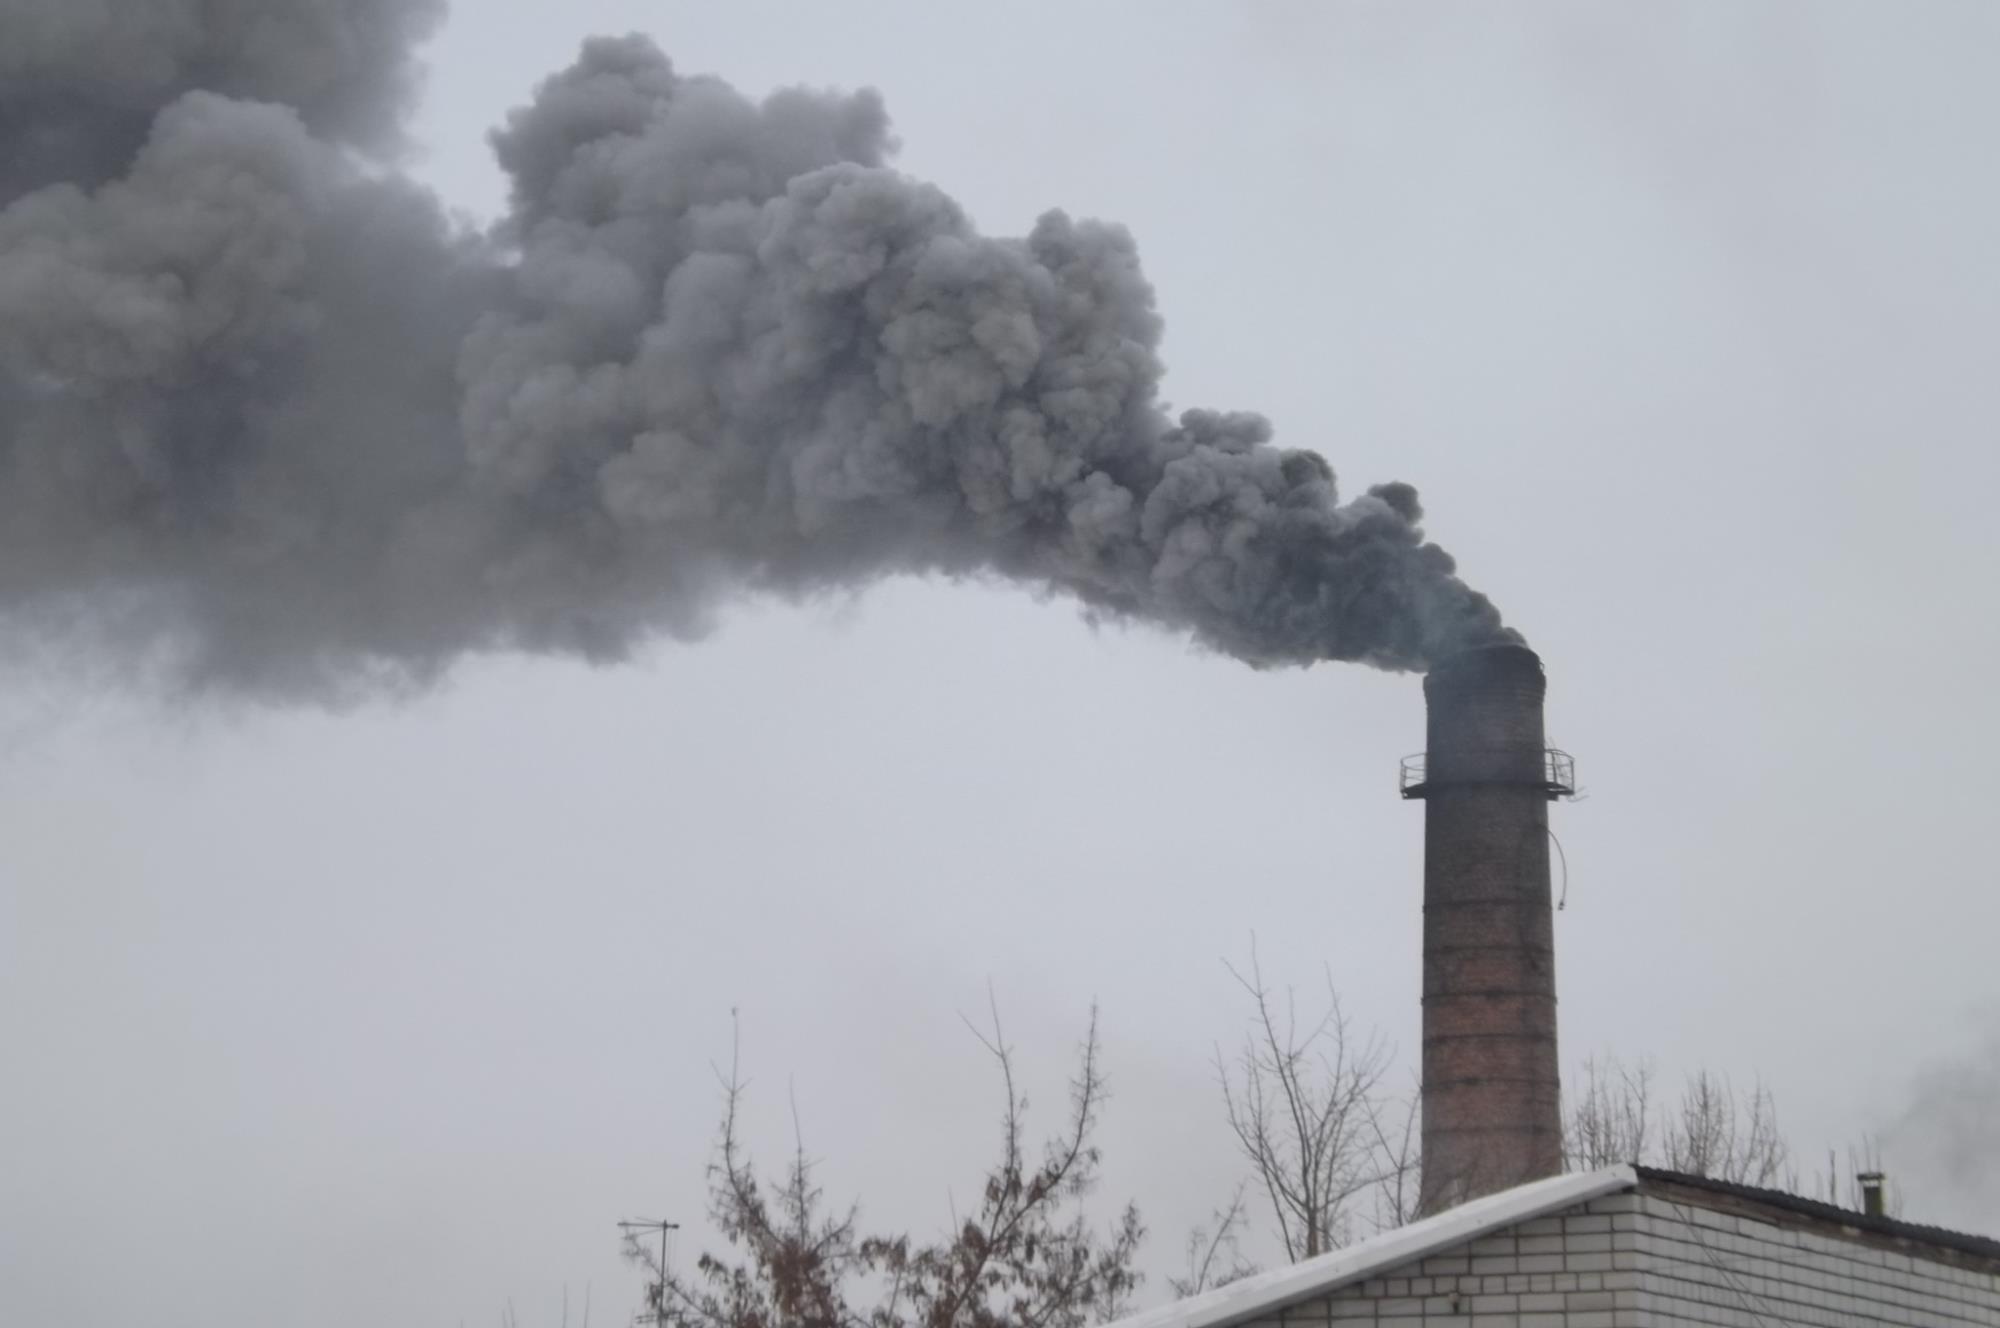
1401,643 -> 1573,1214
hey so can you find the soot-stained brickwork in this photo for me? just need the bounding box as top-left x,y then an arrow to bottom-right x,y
1415,644 -> 1564,1212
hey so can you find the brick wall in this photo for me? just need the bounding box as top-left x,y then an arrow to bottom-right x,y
1234,1188 -> 2000,1327
1416,644 -> 1562,1211
1627,1189 -> 2000,1326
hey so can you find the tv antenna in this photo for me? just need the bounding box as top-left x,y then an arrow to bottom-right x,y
617,1218 -> 680,1324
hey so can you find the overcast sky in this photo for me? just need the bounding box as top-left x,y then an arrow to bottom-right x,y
5,3 -> 1999,1326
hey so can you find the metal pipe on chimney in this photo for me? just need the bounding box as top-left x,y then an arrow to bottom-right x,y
1404,644 -> 1568,1214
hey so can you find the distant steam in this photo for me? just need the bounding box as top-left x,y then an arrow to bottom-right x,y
0,0 -> 1516,700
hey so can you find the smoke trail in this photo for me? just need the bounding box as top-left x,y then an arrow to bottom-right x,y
1879,1023 -> 2000,1234
0,2 -> 1517,701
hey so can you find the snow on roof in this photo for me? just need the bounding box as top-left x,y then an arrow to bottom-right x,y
1104,1167 -> 1639,1328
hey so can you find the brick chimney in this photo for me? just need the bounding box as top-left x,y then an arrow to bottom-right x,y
1402,643 -> 1570,1214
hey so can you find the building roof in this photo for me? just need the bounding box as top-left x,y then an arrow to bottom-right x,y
1104,1165 -> 2000,1328
1634,1166 -> 2000,1269
1102,1167 -> 1636,1328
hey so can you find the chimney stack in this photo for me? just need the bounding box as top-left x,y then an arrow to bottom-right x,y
1402,643 -> 1571,1214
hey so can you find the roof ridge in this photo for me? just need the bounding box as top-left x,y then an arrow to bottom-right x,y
1101,1167 -> 1637,1328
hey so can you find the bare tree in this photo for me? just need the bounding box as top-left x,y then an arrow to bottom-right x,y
1215,946 -> 1403,1259
1360,1077 -> 1422,1233
1564,1055 -> 1788,1186
631,1006 -> 1143,1328
1167,1185 -> 1257,1297
1664,1069 -> 1788,1186
1795,1137 -> 1906,1217
1564,1055 -> 1657,1171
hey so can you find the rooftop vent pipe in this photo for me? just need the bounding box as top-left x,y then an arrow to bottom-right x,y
1402,643 -> 1572,1214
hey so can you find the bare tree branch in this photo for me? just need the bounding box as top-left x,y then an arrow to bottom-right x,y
1168,1184 -> 1258,1297
1564,1054 -> 1789,1188
1216,943 -> 1402,1261
651,1007 -> 1143,1328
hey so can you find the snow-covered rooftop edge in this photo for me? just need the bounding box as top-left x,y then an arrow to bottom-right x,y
1105,1166 -> 1639,1328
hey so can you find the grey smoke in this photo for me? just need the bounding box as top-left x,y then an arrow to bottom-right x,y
1880,1024 -> 2000,1234
0,1 -> 1516,701
0,0 -> 446,195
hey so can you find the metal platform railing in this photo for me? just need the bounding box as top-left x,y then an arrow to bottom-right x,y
1400,748 -> 1575,800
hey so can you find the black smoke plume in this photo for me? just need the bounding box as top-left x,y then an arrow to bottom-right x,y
0,0 -> 1517,700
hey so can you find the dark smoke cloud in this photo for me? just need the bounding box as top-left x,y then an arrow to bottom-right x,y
0,2 -> 1517,701
1879,1023 -> 2000,1234
0,0 -> 446,196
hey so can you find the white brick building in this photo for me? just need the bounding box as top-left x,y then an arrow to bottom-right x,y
1113,1166 -> 2000,1328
